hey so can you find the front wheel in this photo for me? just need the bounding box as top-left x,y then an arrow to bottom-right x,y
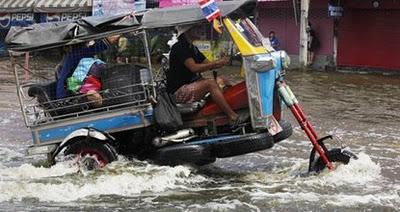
309,148 -> 358,173
64,139 -> 117,171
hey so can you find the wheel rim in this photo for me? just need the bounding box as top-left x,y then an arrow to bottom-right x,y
76,149 -> 107,170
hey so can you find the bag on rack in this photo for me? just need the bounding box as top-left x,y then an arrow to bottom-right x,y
67,58 -> 104,94
153,90 -> 183,131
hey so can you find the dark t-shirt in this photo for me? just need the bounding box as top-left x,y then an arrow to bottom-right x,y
308,29 -> 320,51
167,37 -> 206,94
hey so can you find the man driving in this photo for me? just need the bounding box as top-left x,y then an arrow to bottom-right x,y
166,25 -> 247,127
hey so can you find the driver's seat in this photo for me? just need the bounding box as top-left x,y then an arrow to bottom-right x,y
156,56 -> 206,115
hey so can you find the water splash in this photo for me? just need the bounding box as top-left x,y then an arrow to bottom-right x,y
248,152 -> 396,208
0,159 -> 207,202
319,152 -> 381,186
325,192 -> 400,207
0,147 -> 24,163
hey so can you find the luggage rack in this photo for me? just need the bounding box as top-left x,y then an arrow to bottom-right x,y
22,83 -> 153,127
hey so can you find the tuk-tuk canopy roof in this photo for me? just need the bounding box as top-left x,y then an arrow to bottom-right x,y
6,0 -> 256,52
141,0 -> 256,28
6,13 -> 142,52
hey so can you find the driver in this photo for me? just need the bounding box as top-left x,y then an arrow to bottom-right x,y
166,25 -> 247,127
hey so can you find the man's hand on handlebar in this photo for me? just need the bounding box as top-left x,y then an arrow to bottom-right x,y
215,56 -> 230,69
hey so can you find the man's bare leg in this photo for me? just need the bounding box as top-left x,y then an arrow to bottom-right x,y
307,51 -> 314,67
195,79 -> 238,121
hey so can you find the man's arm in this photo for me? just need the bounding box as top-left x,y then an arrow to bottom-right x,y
184,56 -> 229,73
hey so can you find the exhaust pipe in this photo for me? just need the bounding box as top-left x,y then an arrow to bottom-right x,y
152,129 -> 196,147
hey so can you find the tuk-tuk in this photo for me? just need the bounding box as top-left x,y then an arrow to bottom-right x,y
6,0 -> 356,172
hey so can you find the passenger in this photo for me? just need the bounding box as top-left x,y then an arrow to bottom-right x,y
116,35 -> 129,63
166,25 -> 247,127
56,35 -> 120,99
67,58 -> 106,107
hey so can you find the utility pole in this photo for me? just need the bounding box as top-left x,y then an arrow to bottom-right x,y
299,0 -> 310,70
329,1 -> 343,70
333,18 -> 338,68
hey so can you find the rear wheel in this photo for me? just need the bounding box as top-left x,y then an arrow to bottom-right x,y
64,139 -> 117,171
309,148 -> 358,173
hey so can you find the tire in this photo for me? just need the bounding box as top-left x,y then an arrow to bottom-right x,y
212,132 -> 274,158
194,158 -> 217,166
309,148 -> 358,173
273,120 -> 293,143
153,144 -> 216,166
64,139 -> 117,170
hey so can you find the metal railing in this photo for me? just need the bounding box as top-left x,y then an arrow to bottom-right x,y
21,83 -> 153,127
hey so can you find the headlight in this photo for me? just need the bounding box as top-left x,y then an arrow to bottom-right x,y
280,51 -> 291,69
250,54 -> 276,72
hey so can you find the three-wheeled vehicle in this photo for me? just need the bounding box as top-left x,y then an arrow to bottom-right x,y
6,0 -> 356,172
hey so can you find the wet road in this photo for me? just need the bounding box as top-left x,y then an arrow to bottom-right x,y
0,70 -> 399,211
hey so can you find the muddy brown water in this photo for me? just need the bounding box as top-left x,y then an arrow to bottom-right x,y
0,69 -> 399,211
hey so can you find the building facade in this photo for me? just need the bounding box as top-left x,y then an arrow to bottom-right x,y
338,1 -> 400,71
1,0 -> 399,71
257,0 -> 400,71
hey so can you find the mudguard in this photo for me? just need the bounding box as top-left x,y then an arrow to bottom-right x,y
50,128 -> 116,160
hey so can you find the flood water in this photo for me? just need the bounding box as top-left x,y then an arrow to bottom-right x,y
0,70 -> 399,211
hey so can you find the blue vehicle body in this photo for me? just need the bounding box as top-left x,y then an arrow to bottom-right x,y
31,108 -> 154,145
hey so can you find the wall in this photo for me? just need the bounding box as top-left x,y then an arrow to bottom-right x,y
256,0 -> 334,56
338,2 -> 400,71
